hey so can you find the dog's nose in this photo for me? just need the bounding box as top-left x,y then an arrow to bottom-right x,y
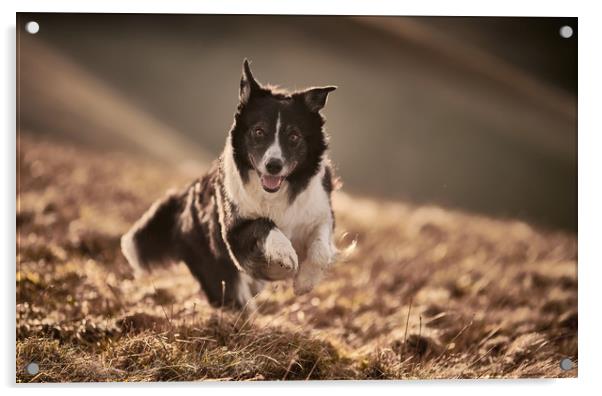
265,158 -> 283,175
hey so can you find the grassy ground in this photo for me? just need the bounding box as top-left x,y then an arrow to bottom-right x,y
16,135 -> 577,381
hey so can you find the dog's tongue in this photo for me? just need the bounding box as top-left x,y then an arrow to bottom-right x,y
261,175 -> 283,191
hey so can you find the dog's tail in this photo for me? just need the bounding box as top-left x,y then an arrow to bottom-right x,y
121,189 -> 184,275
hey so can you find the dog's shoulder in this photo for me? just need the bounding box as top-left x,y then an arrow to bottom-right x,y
321,159 -> 342,196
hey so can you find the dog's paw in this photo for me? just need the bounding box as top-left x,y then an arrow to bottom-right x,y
262,229 -> 298,280
293,262 -> 324,295
293,240 -> 336,295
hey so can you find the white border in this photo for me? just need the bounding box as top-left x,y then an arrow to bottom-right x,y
3,1 -> 601,395
6,0 -> 585,16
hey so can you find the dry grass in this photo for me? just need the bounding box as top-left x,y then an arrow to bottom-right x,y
16,135 -> 577,382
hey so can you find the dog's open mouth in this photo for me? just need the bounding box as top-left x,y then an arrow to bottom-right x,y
260,174 -> 284,193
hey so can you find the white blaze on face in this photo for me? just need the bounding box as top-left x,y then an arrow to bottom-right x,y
261,112 -> 283,173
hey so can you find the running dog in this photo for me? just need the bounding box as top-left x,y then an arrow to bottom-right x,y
121,60 -> 340,309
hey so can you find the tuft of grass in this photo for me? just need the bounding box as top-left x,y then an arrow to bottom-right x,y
17,311 -> 355,382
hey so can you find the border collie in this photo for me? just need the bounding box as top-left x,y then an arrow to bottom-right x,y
121,60 -> 341,309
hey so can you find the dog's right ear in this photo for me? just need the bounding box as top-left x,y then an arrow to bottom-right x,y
240,59 -> 260,105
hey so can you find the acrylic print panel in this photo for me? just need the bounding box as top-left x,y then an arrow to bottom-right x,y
16,13 -> 577,382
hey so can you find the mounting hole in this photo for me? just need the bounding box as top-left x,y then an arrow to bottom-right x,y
559,25 -> 573,39
25,362 -> 40,375
25,21 -> 40,35
559,357 -> 574,371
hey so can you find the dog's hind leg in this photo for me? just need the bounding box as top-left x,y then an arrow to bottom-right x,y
181,251 -> 265,310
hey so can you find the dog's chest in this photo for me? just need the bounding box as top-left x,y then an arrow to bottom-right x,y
235,173 -> 331,241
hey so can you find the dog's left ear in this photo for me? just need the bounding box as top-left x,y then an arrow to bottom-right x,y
240,59 -> 261,105
298,86 -> 337,112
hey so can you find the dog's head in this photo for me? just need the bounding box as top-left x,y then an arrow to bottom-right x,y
229,60 -> 336,193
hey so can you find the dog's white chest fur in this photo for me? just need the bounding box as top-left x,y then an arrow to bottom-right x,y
243,170 -> 329,242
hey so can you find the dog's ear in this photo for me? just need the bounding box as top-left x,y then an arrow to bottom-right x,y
240,59 -> 261,105
298,86 -> 337,112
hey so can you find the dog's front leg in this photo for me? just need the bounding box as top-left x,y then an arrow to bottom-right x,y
293,222 -> 336,295
227,218 -> 298,281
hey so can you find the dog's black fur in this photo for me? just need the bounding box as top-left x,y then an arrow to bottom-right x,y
121,60 -> 338,309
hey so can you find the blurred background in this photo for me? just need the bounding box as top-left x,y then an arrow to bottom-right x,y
17,13 -> 577,230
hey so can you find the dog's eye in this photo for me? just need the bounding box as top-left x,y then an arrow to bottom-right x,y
289,133 -> 300,145
252,127 -> 265,138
